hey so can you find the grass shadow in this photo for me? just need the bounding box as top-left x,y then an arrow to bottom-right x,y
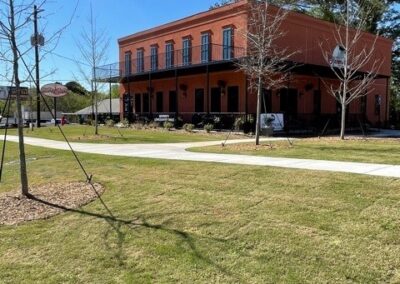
28,194 -> 240,281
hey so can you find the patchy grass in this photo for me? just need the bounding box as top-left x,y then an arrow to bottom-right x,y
1,142 -> 400,283
1,125 -> 241,144
190,138 -> 400,164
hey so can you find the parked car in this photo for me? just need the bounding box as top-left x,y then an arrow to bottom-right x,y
50,118 -> 69,125
0,117 -> 19,128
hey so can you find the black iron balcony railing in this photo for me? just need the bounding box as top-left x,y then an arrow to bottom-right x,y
95,44 -> 245,81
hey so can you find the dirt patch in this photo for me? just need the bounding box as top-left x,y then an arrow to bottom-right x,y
304,136 -> 400,142
0,182 -> 105,226
222,141 -> 293,152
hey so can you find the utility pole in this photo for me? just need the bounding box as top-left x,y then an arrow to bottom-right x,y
32,5 -> 44,128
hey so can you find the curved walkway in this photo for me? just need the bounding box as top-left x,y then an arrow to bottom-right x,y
5,135 -> 400,178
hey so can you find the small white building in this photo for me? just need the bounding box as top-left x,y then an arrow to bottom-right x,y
68,99 -> 120,123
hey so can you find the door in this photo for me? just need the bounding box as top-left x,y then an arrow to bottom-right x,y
135,94 -> 141,113
227,86 -> 239,113
280,88 -> 298,115
169,91 -> 177,113
211,87 -> 221,113
313,90 -> 321,115
156,92 -> 163,112
262,89 -> 272,113
143,93 -> 149,113
195,89 -> 204,113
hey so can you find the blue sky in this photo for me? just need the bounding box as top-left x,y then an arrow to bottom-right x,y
36,0 -> 219,87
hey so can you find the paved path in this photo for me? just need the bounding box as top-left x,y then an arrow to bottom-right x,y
4,135 -> 400,179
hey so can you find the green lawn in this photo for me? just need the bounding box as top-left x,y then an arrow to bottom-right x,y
190,138 -> 400,164
1,142 -> 400,283
1,125 -> 237,144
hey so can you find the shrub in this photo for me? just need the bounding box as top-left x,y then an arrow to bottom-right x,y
234,117 -> 244,130
132,122 -> 144,130
121,118 -> 130,127
148,121 -> 159,129
105,119 -> 115,127
175,116 -> 184,128
183,123 -> 195,132
204,123 -> 214,133
163,121 -> 174,131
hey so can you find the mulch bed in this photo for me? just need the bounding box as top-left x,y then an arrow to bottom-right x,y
0,182 -> 105,226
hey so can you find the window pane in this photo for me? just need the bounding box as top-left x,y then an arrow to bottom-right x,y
124,53 -> 131,75
223,28 -> 233,60
137,50 -> 144,73
182,38 -> 191,66
201,33 -> 210,63
151,46 -> 158,71
165,43 -> 174,68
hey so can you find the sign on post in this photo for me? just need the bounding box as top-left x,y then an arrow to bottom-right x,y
0,86 -> 29,100
41,83 -> 68,98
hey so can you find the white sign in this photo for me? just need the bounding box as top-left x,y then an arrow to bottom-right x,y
260,113 -> 284,131
41,83 -> 68,98
0,86 -> 8,100
330,44 -> 346,69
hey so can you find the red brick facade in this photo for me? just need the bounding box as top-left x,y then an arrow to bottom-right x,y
116,0 -> 393,130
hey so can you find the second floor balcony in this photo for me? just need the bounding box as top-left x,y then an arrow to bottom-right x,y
95,43 -> 245,82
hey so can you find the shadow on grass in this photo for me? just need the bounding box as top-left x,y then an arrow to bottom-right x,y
28,194 -> 240,281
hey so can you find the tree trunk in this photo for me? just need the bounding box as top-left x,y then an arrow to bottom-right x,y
255,77 -> 262,145
340,102 -> 346,140
9,0 -> 29,196
93,66 -> 99,136
15,87 -> 29,196
94,90 -> 98,135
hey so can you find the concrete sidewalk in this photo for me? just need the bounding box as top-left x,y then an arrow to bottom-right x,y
4,135 -> 400,179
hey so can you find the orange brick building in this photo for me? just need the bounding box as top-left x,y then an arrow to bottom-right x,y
96,0 -> 393,132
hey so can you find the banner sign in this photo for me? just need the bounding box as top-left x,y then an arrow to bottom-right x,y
260,113 -> 284,131
41,83 -> 68,98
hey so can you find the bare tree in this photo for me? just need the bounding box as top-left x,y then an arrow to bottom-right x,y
0,0 -> 76,196
75,2 -> 110,135
237,0 -> 296,145
0,0 -> 37,196
320,0 -> 382,140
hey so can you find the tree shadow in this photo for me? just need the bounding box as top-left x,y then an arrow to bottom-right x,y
28,194 -> 241,281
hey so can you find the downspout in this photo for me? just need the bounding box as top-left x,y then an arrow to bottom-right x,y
386,77 -> 390,126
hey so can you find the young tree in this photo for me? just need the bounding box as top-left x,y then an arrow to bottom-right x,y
0,0 -> 35,196
320,0 -> 382,139
0,0 -> 75,195
237,0 -> 296,145
75,3 -> 110,135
